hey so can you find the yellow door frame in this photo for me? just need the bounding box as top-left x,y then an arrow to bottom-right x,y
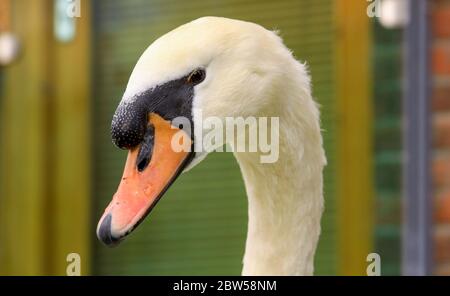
51,0 -> 92,276
335,1 -> 374,275
0,0 -> 51,275
0,0 -> 91,275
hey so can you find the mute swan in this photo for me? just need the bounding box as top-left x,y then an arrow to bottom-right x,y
97,16 -> 326,276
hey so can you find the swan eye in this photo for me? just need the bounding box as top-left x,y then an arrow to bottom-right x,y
187,69 -> 206,85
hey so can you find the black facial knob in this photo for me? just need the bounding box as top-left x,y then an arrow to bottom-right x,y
111,101 -> 147,149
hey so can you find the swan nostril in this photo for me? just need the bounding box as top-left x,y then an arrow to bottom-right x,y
136,124 -> 155,172
137,156 -> 150,172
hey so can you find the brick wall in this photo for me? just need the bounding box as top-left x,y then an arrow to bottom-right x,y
431,0 -> 450,275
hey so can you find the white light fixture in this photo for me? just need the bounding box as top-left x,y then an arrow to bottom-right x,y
0,32 -> 20,66
54,0 -> 76,43
379,0 -> 409,29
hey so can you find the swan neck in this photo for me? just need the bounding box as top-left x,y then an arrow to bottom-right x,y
235,98 -> 325,276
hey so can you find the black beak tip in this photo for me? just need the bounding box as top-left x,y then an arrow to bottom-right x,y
97,213 -> 121,247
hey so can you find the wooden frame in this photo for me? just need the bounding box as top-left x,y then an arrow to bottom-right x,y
335,1 -> 374,275
0,0 -> 91,275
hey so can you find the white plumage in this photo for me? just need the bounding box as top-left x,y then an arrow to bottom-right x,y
122,16 -> 326,275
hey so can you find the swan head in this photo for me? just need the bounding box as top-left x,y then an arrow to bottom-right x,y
97,17 -> 303,246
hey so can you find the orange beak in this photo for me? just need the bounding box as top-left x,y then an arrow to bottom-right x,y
97,113 -> 192,246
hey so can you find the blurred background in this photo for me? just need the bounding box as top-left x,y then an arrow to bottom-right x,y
0,0 -> 448,275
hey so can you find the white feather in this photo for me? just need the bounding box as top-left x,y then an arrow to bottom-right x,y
122,16 -> 326,276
